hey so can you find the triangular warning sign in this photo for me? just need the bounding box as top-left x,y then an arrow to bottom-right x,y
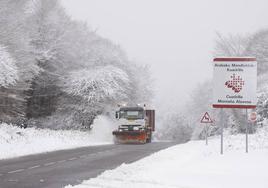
201,112 -> 213,123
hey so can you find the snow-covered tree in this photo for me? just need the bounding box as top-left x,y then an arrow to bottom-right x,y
0,0 -> 39,83
127,64 -> 154,105
0,46 -> 18,87
63,65 -> 130,104
0,0 -> 40,123
26,0 -> 71,118
214,32 -> 250,57
245,30 -> 268,75
156,113 -> 193,142
27,0 -> 69,63
86,37 -> 128,67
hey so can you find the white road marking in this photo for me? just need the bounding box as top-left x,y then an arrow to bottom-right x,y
68,157 -> 77,161
8,179 -> 18,182
57,160 -> 66,163
5,150 -> 117,174
79,155 -> 87,158
28,165 -> 40,169
97,150 -> 113,154
8,169 -> 25,174
40,179 -> 45,183
44,162 -> 56,166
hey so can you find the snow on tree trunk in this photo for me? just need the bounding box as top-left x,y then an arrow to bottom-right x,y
0,45 -> 18,87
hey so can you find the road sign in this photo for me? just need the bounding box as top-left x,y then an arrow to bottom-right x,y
249,112 -> 257,122
212,57 -> 257,109
201,112 -> 213,123
201,112 -> 213,146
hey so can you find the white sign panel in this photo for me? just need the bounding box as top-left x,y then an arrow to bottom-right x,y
213,57 -> 257,108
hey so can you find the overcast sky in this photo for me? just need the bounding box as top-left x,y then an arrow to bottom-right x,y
62,0 -> 268,112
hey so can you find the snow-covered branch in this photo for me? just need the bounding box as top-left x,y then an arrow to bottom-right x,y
0,45 -> 18,87
63,65 -> 130,103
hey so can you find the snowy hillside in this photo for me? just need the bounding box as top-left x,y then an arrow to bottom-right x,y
67,127 -> 268,188
0,116 -> 117,160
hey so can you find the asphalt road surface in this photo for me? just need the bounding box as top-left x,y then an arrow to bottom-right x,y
0,142 -> 176,188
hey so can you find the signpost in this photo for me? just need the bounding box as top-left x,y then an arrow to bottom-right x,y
200,112 -> 213,145
246,111 -> 257,153
246,109 -> 249,153
212,57 -> 257,154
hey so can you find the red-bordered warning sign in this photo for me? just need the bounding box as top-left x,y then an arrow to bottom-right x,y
201,112 -> 213,123
249,112 -> 257,122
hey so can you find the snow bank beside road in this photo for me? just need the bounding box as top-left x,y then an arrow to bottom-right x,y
0,115 -> 116,160
67,127 -> 268,188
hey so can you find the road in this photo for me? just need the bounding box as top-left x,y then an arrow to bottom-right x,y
0,142 -> 175,188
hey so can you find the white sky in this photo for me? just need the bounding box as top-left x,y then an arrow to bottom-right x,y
62,0 -> 268,112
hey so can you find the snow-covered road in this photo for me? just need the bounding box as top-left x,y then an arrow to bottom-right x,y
67,127 -> 268,188
0,142 -> 175,188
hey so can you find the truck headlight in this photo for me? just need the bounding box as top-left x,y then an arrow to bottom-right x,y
133,127 -> 139,131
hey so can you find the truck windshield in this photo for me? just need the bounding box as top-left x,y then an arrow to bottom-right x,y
119,110 -> 144,119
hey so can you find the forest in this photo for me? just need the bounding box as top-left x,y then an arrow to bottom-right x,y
0,0 -> 152,130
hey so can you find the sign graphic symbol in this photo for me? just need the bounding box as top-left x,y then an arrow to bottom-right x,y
201,112 -> 213,123
225,74 -> 245,93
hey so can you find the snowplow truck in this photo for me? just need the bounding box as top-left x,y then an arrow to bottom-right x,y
113,106 -> 155,144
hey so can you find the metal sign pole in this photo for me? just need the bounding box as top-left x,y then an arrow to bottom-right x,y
205,124 -> 208,145
246,109 -> 248,153
220,108 -> 223,155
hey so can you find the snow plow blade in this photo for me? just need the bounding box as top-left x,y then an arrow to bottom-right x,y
112,130 -> 147,144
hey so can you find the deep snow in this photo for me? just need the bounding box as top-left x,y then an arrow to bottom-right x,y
0,115 -> 117,160
66,127 -> 268,188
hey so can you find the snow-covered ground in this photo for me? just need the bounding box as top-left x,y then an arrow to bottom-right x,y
0,115 -> 117,160
66,127 -> 268,188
